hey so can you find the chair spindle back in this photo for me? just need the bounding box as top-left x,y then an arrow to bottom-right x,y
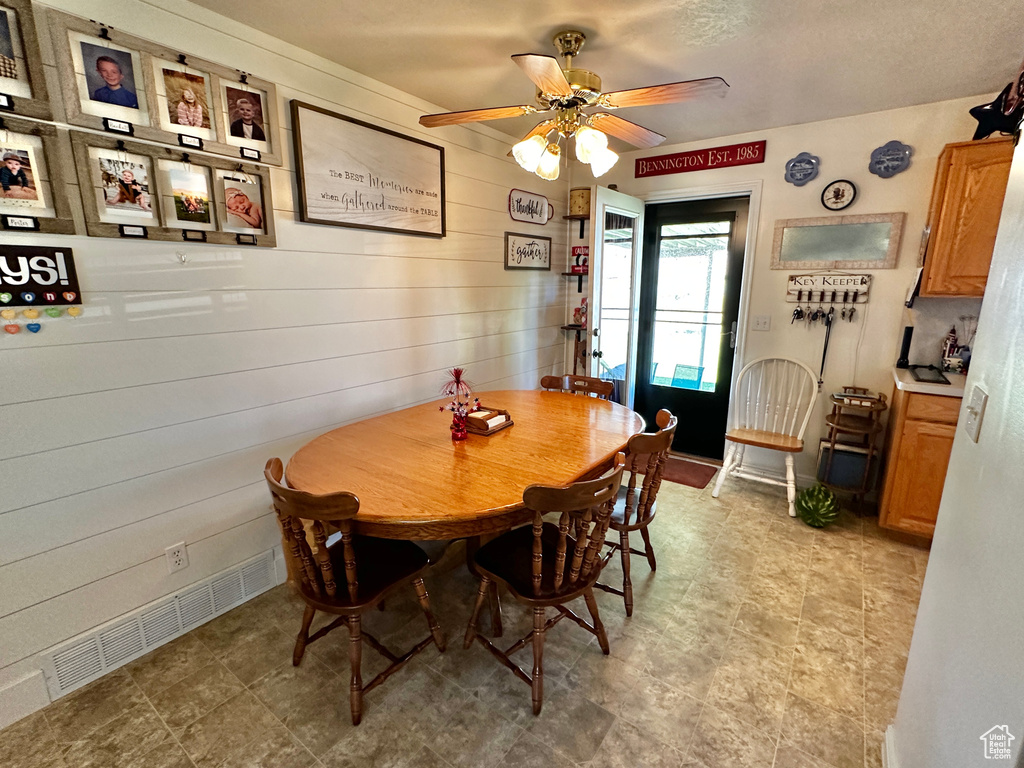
619,409 -> 678,527
540,374 -> 614,400
522,453 -> 625,596
264,458 -> 361,602
731,357 -> 817,439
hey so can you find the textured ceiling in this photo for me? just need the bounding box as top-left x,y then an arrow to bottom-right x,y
192,0 -> 1024,147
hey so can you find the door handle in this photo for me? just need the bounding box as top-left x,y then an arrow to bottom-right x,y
728,321 -> 737,349
592,350 -> 603,359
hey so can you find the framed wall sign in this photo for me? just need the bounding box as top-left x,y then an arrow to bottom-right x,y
69,131 -> 276,246
504,232 -> 551,271
508,188 -> 552,224
771,213 -> 905,270
0,115 -> 77,235
0,0 -> 52,119
47,9 -> 283,165
291,100 -> 445,237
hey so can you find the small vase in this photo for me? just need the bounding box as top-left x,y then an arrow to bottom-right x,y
450,411 -> 468,441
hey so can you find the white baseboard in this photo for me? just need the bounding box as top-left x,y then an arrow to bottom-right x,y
882,725 -> 899,768
0,671 -> 51,730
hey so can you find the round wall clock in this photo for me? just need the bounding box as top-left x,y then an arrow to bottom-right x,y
821,179 -> 856,210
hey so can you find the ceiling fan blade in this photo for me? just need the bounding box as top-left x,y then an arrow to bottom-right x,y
512,54 -> 573,97
420,104 -> 537,128
600,76 -> 729,109
589,113 -> 666,149
506,119 -> 557,157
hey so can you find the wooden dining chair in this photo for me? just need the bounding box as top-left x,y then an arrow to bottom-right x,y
464,454 -> 625,714
595,409 -> 678,616
540,374 -> 614,400
264,458 -> 446,725
710,357 -> 818,517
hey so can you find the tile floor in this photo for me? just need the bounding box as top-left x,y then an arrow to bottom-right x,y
0,478 -> 928,768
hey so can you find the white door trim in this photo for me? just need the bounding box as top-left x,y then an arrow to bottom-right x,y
638,179 -> 763,425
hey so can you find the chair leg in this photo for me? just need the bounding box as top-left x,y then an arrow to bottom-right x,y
464,577 -> 491,649
785,453 -> 797,518
712,442 -> 737,498
293,605 -> 315,666
619,529 -> 633,617
584,588 -> 610,654
488,581 -> 503,638
347,615 -> 363,726
639,526 -> 657,572
531,607 -> 546,715
412,577 -> 446,652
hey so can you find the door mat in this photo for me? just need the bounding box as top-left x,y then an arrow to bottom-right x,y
663,457 -> 719,489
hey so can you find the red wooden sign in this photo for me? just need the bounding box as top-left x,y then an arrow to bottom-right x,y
635,140 -> 766,178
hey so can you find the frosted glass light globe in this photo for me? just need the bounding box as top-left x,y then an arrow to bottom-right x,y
512,134 -> 547,172
536,143 -> 561,181
574,125 -> 608,163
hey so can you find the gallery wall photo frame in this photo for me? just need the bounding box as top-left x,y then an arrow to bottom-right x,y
291,100 -> 445,238
47,8 -> 283,166
504,232 -> 551,271
0,115 -> 77,234
770,212 -> 906,270
0,0 -> 52,119
69,130 -> 276,246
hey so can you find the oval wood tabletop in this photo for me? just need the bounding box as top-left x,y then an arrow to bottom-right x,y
285,390 -> 645,539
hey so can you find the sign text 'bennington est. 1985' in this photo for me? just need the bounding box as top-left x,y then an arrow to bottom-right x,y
635,140 -> 766,179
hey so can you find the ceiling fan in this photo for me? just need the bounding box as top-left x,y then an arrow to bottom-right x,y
419,29 -> 729,180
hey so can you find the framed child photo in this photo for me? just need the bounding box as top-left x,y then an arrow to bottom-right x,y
0,0 -> 52,119
48,9 -> 283,166
70,131 -> 276,246
0,116 -> 77,235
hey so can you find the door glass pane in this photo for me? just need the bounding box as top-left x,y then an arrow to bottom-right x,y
598,211 -> 636,385
650,221 -> 731,392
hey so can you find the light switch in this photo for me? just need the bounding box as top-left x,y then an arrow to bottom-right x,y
753,315 -> 771,331
963,385 -> 988,443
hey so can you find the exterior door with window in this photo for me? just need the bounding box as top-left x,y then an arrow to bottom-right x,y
586,186 -> 645,407
633,196 -> 749,458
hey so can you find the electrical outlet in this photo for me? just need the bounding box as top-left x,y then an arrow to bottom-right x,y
753,315 -> 771,331
165,542 -> 189,574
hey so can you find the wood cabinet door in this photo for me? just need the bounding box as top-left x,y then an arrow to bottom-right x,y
884,419 -> 957,536
922,139 -> 1013,297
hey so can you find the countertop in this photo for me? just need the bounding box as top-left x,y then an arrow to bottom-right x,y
892,367 -> 967,397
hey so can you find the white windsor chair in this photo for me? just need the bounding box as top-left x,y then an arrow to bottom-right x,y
711,357 -> 818,517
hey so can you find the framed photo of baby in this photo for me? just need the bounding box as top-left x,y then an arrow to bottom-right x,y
1,147 -> 39,204
163,69 -> 209,129
97,155 -> 153,218
221,176 -> 264,233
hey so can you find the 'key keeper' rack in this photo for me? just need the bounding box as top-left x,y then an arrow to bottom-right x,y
786,273 -> 872,304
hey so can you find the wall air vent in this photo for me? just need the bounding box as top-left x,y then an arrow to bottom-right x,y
40,549 -> 277,700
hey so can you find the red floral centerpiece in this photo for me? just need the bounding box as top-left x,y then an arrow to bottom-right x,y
439,367 -> 480,441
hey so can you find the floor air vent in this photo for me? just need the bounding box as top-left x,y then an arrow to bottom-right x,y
40,549 -> 277,700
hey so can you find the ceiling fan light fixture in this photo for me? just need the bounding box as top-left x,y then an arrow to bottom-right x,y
588,145 -> 619,177
512,134 -> 548,172
574,125 -> 607,163
536,142 -> 561,180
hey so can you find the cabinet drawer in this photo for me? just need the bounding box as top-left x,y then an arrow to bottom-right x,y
905,393 -> 961,424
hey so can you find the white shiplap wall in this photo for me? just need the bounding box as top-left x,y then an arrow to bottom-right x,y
0,0 -> 569,722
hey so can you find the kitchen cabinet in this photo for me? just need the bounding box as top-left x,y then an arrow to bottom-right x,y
920,137 -> 1014,297
879,384 -> 962,538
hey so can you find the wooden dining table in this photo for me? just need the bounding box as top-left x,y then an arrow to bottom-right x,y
285,389 -> 645,540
